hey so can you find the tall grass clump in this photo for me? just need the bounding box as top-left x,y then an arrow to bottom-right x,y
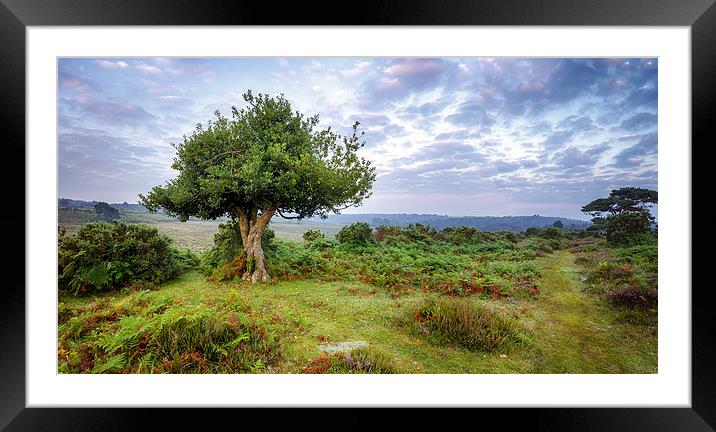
151,315 -> 281,373
58,221 -> 198,295
302,348 -> 398,374
413,297 -> 527,352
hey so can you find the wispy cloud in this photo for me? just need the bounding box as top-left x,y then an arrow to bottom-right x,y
58,57 -> 658,218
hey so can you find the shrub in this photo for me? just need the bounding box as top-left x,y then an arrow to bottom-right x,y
150,315 -> 281,374
606,211 -> 654,246
589,261 -> 634,283
413,297 -> 526,351
404,223 -> 438,242
302,229 -> 325,242
336,222 -> 375,246
374,225 -> 408,244
609,285 -> 657,309
58,221 -> 196,294
438,226 -> 478,243
540,227 -> 565,239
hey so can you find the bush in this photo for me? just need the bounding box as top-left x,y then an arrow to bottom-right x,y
606,211 -> 654,246
609,285 -> 657,309
151,315 -> 281,373
413,297 -> 526,351
540,227 -> 565,239
438,226 -> 478,243
336,222 -> 375,246
58,221 -> 196,294
302,229 -> 325,242
374,225 -> 408,244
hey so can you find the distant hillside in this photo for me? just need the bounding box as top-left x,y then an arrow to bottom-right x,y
58,198 -> 147,212
315,213 -> 591,232
58,199 -> 590,232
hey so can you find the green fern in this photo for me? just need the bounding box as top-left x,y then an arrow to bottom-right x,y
96,316 -> 152,354
92,352 -> 126,373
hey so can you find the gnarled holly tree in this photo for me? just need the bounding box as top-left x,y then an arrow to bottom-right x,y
140,91 -> 375,282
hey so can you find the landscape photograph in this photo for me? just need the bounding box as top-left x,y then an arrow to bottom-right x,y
57,57 -> 658,374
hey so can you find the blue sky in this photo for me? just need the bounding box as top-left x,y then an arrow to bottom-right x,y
58,57 -> 657,219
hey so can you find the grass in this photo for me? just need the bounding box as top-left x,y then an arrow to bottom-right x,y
58,248 -> 657,373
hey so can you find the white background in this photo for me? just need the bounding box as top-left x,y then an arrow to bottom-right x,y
27,27 -> 690,407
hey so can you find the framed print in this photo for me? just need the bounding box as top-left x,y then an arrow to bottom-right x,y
3,0 -> 714,430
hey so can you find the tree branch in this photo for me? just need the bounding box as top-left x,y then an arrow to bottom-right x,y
277,209 -> 303,220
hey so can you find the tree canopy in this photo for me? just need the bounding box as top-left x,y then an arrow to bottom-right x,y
140,91 -> 376,282
581,187 -> 657,245
93,201 -> 120,222
581,187 -> 658,218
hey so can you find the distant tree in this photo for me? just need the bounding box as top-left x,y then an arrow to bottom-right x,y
303,229 -> 325,242
336,222 -> 375,246
552,220 -> 564,228
94,202 -> 120,222
581,187 -> 657,217
140,91 -> 376,282
581,187 -> 657,244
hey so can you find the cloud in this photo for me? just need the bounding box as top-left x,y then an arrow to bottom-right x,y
134,62 -> 163,75
611,133 -> 657,168
444,100 -> 495,132
541,131 -> 574,149
56,57 -> 658,218
97,60 -> 129,70
357,58 -> 452,107
339,61 -> 372,79
58,71 -> 96,93
62,95 -> 156,128
618,112 -> 657,131
557,115 -> 601,135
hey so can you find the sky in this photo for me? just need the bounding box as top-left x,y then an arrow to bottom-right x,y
58,57 -> 657,220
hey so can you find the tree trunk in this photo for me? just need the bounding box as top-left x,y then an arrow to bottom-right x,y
238,206 -> 275,283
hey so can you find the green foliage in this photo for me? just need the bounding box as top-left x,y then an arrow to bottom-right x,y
574,237 -> 657,318
263,226 -> 541,297
336,222 -> 375,246
605,211 -> 654,246
151,316 -> 281,373
57,293 -> 282,374
413,297 -> 527,352
552,220 -> 564,228
302,229 -> 325,242
581,187 -> 658,217
93,201 -> 120,222
524,226 -> 566,239
58,221 -> 197,294
581,187 -> 657,246
139,90 -> 376,222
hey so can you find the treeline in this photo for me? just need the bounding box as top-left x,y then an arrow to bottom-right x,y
318,213 -> 591,232
58,198 -> 147,212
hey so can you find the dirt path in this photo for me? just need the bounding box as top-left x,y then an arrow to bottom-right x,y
530,250 -> 657,373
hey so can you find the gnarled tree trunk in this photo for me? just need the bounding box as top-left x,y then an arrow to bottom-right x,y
237,206 -> 275,283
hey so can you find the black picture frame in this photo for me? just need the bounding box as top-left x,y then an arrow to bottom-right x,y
2,0 -> 712,430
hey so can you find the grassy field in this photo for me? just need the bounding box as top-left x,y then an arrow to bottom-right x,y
57,211 -> 657,374
58,248 -> 657,374
58,208 -> 343,253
